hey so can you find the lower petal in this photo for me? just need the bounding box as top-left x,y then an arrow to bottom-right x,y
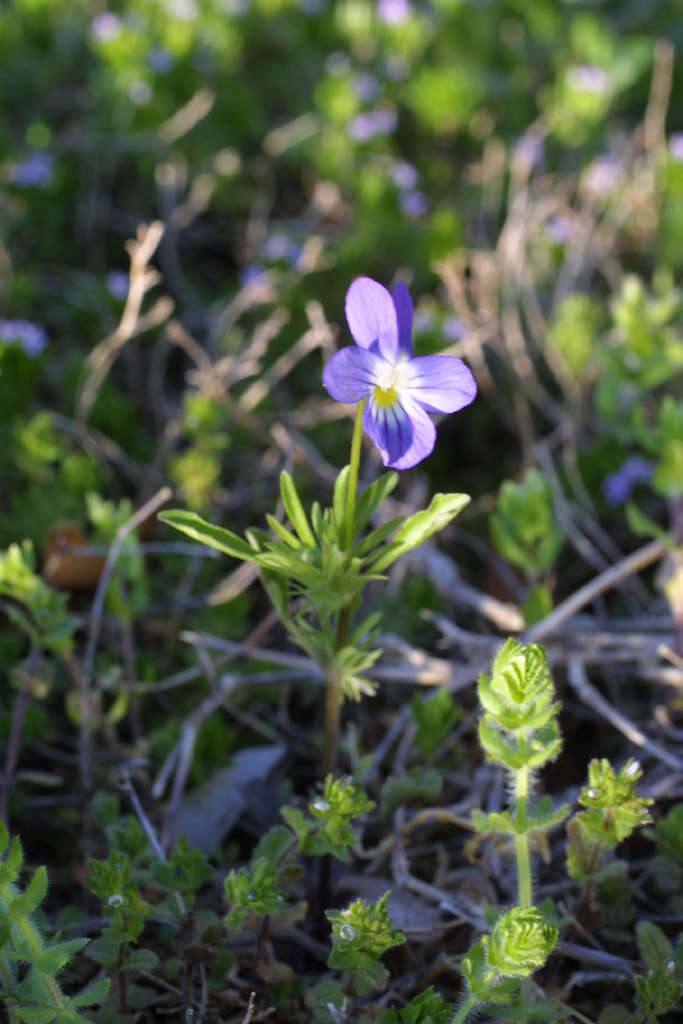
363,394 -> 436,469
363,397 -> 413,466
389,394 -> 436,469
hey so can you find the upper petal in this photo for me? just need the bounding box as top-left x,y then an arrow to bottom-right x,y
345,277 -> 398,359
405,355 -> 477,413
323,345 -> 381,403
392,282 -> 414,356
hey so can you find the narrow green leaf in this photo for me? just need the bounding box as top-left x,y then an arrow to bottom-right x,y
355,517 -> 403,558
69,977 -> 111,1007
10,866 -> 47,920
0,818 -> 8,856
310,501 -> 323,540
354,471 -> 399,533
35,938 -> 88,974
370,493 -> 470,572
333,465 -> 351,537
17,1008 -> 56,1024
7,836 -> 24,876
626,503 -> 673,547
636,921 -> 674,970
159,510 -> 255,561
122,947 -> 159,972
266,514 -> 301,549
280,471 -> 315,547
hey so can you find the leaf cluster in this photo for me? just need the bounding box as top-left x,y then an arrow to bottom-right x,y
326,891 -> 406,994
566,759 -> 653,884
0,820 -> 109,1022
0,541 -> 78,656
160,470 -> 469,701
490,469 -> 564,577
461,907 -> 558,1005
475,640 -> 568,836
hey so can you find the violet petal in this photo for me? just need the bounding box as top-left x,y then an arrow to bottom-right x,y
392,282 -> 414,356
345,277 -> 398,359
323,346 -> 380,403
407,355 -> 477,413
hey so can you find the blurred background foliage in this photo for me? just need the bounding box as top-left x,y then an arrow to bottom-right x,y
1,0 -> 683,736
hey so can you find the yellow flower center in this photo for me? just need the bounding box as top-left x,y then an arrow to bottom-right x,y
374,385 -> 398,408
372,357 -> 410,409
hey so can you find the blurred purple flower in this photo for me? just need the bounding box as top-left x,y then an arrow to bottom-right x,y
106,271 -> 129,301
546,215 -> 574,244
240,264 -> 267,287
90,12 -> 121,41
323,277 -> 476,469
567,65 -> 610,96
354,72 -> 380,103
391,160 -> 418,190
413,309 -> 435,334
668,133 -> 683,163
581,155 -> 622,198
263,233 -> 301,265
512,134 -> 543,173
603,455 -> 653,506
300,0 -> 327,12
11,152 -> 54,188
349,107 -> 397,142
325,51 -> 350,75
0,319 -> 48,357
148,47 -> 174,74
400,190 -> 429,218
378,0 -> 412,24
443,317 -> 466,341
384,55 -> 409,80
170,0 -> 198,19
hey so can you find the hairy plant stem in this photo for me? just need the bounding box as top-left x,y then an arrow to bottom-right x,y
0,880 -> 67,1010
450,993 -> 477,1024
514,734 -> 533,908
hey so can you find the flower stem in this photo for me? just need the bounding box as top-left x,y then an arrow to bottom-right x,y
344,399 -> 366,551
450,993 -> 477,1024
322,398 -> 367,778
514,756 -> 533,908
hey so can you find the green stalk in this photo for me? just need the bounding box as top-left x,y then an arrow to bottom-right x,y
344,399 -> 367,551
322,399 -> 367,778
514,752 -> 533,908
450,993 -> 477,1024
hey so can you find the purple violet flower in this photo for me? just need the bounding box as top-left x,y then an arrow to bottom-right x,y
603,455 -> 653,506
443,316 -> 466,341
106,271 -> 129,300
378,0 -> 412,24
0,319 -> 48,357
12,152 -> 54,188
349,107 -> 397,142
354,71 -> 380,103
566,65 -> 610,96
90,12 -> 121,41
400,189 -> 428,218
323,277 -> 477,469
668,133 -> 683,163
148,47 -> 174,74
391,160 -> 418,190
